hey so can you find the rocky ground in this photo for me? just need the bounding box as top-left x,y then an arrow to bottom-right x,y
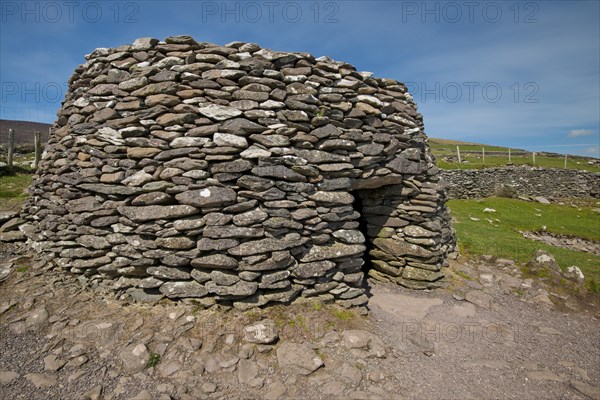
1,241 -> 599,400
522,231 -> 600,256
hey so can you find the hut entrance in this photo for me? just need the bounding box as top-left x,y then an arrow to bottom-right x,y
351,183 -> 409,283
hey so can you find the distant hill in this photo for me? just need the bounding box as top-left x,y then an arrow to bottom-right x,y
428,137 -> 599,171
428,137 -> 527,153
0,120 -> 51,147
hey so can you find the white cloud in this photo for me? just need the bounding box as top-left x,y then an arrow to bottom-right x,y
584,146 -> 600,156
568,129 -> 594,137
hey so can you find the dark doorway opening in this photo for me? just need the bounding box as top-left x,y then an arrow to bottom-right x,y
351,190 -> 374,276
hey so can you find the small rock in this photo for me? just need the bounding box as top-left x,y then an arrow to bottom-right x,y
201,381 -> 217,393
129,390 -> 153,400
243,319 -> 279,344
219,355 -> 239,369
527,370 -> 564,382
238,344 -> 255,359
527,250 -> 561,278
564,266 -> 585,283
24,373 -> 57,387
264,381 -> 287,400
238,359 -> 259,385
531,292 -> 554,307
342,330 -> 386,358
82,384 -> 103,400
339,362 -> 362,386
479,273 -> 494,286
538,326 -> 562,335
322,380 -> 346,396
276,341 -> 324,375
570,380 -> 600,400
120,343 -> 150,375
0,370 -> 19,385
44,354 -> 67,371
368,370 -> 386,383
465,290 -> 492,309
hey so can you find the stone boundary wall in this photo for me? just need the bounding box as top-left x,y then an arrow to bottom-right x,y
12,36 -> 455,309
440,167 -> 600,199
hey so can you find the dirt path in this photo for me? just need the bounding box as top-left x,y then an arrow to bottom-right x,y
1,243 -> 599,400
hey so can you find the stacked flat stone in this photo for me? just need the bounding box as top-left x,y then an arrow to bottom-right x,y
20,36 -> 455,308
441,167 -> 600,199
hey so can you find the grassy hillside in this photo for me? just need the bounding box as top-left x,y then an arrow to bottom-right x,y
429,138 -> 600,172
448,197 -> 600,291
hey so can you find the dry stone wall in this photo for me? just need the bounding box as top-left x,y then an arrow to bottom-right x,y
441,167 -> 600,199
18,36 -> 454,308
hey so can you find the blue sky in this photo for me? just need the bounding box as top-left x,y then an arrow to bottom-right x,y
1,0 -> 598,157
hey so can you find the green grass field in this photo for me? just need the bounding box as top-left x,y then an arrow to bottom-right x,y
429,138 -> 600,172
0,174 -> 32,210
447,197 -> 600,288
0,174 -> 32,199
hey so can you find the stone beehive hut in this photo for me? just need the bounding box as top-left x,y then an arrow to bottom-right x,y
22,36 -> 455,309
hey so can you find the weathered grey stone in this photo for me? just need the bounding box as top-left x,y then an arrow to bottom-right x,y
252,166 -> 307,182
0,370 -> 19,385
239,251 -> 292,271
147,266 -> 191,280
402,266 -> 443,282
276,342 -> 324,375
170,137 -> 210,148
175,187 -> 237,208
79,184 -> 144,196
24,373 -> 58,388
206,280 -> 258,297
76,235 -> 111,249
332,229 -> 365,244
404,225 -> 439,238
127,288 -> 165,303
244,319 -> 278,344
156,237 -> 196,250
203,225 -> 263,239
127,147 -> 161,159
233,208 -> 269,226
197,104 -> 243,120
131,192 -> 174,206
300,243 -> 365,262
122,171 -> 154,187
159,281 -> 208,298
191,254 -> 238,269
120,343 -> 150,375
373,238 -> 436,258
240,146 -> 271,159
210,270 -> 240,286
214,132 -> 249,148
117,205 -> 199,221
293,261 -> 336,278
342,330 -> 386,358
229,238 -> 308,256
309,191 -> 355,205
197,238 -> 239,251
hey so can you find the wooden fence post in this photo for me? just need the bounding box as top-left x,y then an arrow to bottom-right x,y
482,147 -> 485,165
34,131 -> 41,170
7,128 -> 14,173
532,152 -> 536,166
564,154 -> 567,169
456,145 -> 461,163
508,148 -> 512,164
